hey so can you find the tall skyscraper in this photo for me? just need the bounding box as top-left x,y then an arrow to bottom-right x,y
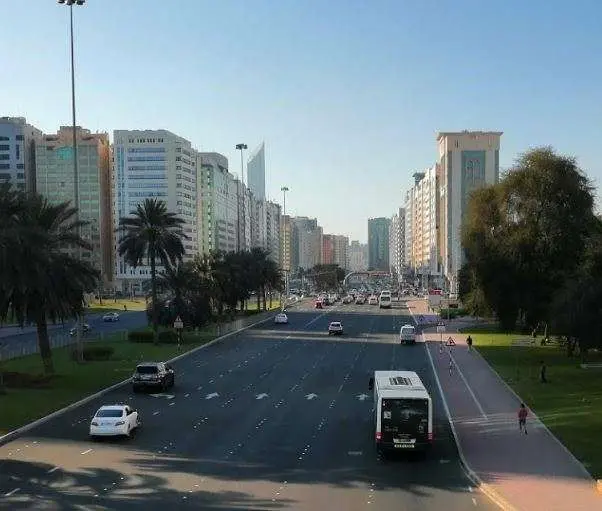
113,129 -> 198,289
389,207 -> 405,280
290,217 -> 321,272
35,126 -> 112,282
333,235 -> 349,270
368,217 -> 391,271
0,117 -> 42,192
437,130 -> 502,291
322,234 -> 335,264
250,197 -> 281,262
280,214 -> 292,272
198,152 -> 237,254
347,240 -> 368,272
247,142 -> 265,201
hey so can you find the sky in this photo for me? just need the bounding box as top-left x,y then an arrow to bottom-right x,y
2,0 -> 602,243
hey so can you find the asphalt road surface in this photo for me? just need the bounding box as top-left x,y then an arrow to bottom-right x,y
0,312 -> 148,352
0,302 -> 497,510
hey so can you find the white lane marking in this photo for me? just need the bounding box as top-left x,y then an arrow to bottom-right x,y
289,384 -> 298,392
472,497 -> 478,506
197,385 -> 203,391
169,402 -> 175,406
439,459 -> 450,464
337,383 -> 344,393
449,352 -> 488,419
256,393 -> 268,400
47,467 -> 60,474
305,393 -> 318,400
80,449 -> 93,455
357,393 -> 369,401
184,393 -> 190,398
205,392 -> 219,399
153,411 -> 160,416
348,451 -> 363,456
4,488 -> 20,497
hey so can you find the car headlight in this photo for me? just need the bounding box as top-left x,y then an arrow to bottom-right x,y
115,421 -> 125,426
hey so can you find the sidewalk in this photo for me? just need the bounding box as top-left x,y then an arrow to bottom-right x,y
409,301 -> 600,510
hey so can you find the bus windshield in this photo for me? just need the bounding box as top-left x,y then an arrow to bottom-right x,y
381,398 -> 428,434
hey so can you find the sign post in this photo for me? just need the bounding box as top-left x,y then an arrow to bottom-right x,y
436,322 -> 446,352
173,316 -> 184,351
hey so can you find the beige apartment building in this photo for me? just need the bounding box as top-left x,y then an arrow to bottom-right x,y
35,126 -> 113,283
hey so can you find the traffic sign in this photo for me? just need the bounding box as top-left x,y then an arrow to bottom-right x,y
437,324 -> 446,334
446,336 -> 456,346
173,316 -> 184,330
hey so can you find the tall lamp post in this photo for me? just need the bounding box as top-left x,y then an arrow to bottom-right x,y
281,186 -> 290,301
235,143 -> 248,251
58,0 -> 85,362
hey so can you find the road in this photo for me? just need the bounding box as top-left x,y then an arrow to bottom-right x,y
0,302 -> 497,510
0,311 -> 148,354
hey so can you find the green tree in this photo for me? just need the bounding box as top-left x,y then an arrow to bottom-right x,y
308,264 -> 345,290
117,199 -> 188,336
264,258 -> 283,309
462,147 -> 596,330
0,190 -> 99,374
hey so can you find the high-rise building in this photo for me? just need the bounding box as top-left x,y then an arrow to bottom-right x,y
322,234 -> 335,264
35,126 -> 112,283
198,152 -> 238,254
236,179 -> 253,251
347,240 -> 368,272
250,197 -> 281,262
280,214 -> 293,272
333,235 -> 349,270
290,217 -> 321,272
389,207 -> 405,279
437,130 -> 502,291
368,217 -> 390,271
247,142 -> 265,201
0,117 -> 42,192
113,129 -> 197,288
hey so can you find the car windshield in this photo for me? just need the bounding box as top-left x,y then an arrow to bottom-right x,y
136,365 -> 158,374
96,408 -> 124,418
331,323 -> 341,327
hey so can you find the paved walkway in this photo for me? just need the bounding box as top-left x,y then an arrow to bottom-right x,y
406,300 -> 601,510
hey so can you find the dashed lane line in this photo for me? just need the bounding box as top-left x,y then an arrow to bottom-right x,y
80,448 -> 93,455
4,488 -> 20,497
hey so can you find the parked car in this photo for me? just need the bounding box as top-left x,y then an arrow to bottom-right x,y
132,362 -> 175,392
368,295 -> 378,305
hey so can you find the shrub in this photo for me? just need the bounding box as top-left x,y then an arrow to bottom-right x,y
128,330 -> 155,343
158,330 -> 178,344
70,345 -> 115,361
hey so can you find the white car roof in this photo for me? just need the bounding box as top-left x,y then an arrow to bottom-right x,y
98,404 -> 127,411
330,321 -> 341,325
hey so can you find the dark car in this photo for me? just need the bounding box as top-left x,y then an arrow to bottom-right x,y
132,362 -> 175,392
69,323 -> 90,336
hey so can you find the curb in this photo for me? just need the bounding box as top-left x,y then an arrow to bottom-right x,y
408,306 -> 517,511
0,309 -> 282,448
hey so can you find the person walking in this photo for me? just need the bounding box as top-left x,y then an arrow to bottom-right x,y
466,335 -> 473,352
540,361 -> 548,383
518,403 -> 528,435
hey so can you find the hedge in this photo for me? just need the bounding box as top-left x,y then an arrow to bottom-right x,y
128,330 -> 155,343
70,345 -> 115,361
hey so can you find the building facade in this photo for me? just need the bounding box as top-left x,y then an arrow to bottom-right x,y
389,207 -> 405,280
322,234 -> 335,264
347,240 -> 368,272
0,117 -> 42,192
333,235 -> 348,270
198,152 -> 238,254
247,142 -> 265,201
113,129 -> 198,288
368,217 -> 391,271
265,200 -> 281,263
35,126 -> 112,282
280,214 -> 293,272
298,224 -> 323,271
437,130 -> 502,291
290,216 -> 319,271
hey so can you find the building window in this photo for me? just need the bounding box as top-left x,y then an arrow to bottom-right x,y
16,135 -> 24,141
0,145 -> 9,151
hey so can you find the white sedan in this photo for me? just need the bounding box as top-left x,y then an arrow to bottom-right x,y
328,321 -> 344,335
90,405 -> 140,438
274,312 -> 288,324
102,312 -> 120,322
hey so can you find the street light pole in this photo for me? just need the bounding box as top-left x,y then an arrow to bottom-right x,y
235,143 -> 248,252
59,0 -> 85,362
281,186 -> 289,301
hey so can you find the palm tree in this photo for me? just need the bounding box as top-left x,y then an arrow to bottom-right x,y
156,261 -> 194,320
264,260 -> 283,310
117,199 -> 188,336
249,247 -> 270,311
0,192 -> 99,374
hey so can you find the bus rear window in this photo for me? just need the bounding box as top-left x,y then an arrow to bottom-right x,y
382,398 -> 428,422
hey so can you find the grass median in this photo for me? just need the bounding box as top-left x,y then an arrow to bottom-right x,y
85,299 -> 147,314
0,331 -> 215,436
463,326 -> 602,478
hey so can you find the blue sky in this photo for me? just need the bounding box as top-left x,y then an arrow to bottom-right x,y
2,0 -> 601,243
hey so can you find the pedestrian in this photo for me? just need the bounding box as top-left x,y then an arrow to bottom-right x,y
540,360 -> 547,383
123,304 -> 127,312
518,403 -> 528,435
467,335 -> 473,351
